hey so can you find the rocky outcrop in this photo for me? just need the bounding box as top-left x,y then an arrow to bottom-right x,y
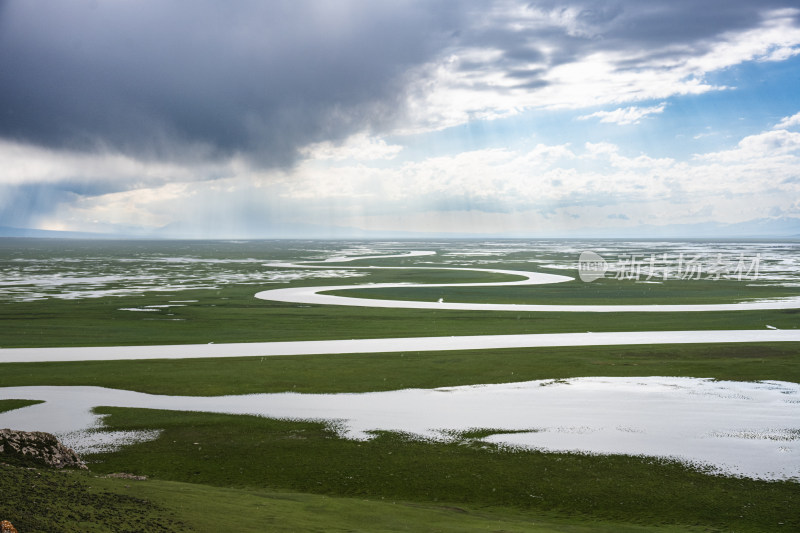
0,429 -> 87,470
0,520 -> 19,533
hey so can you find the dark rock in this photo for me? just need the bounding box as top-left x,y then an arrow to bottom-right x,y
0,428 -> 87,470
0,520 -> 19,533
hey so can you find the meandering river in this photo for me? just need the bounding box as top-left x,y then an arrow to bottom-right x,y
2,249 -> 799,481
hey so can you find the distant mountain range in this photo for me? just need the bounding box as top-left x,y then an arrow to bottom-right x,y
2,217 -> 800,240
510,217 -> 800,240
0,226 -> 118,239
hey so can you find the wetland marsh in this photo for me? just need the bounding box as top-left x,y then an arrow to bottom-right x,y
1,238 -> 799,531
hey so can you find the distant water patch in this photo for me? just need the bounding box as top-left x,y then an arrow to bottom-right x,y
0,377 -> 797,481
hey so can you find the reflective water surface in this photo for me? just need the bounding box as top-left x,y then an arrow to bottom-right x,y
1,377 -> 798,481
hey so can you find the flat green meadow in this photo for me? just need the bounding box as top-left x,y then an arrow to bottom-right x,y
1,238 -> 798,531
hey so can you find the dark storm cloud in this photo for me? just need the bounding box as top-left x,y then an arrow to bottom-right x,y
0,0 -> 462,167
0,184 -> 77,227
1,0 -> 798,171
514,0 -> 797,45
449,0 -> 800,92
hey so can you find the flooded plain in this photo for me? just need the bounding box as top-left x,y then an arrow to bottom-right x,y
2,239 -> 799,483
0,377 -> 797,481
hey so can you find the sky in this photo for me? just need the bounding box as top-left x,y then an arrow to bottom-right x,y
1,0 -> 800,239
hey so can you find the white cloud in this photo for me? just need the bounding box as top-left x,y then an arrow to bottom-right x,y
38,184 -> 191,232
578,104 -> 666,125
284,127 -> 800,232
0,139 -> 257,188
697,129 -> 800,162
684,8 -> 800,72
32,124 -> 800,237
5,3 -> 800,238
774,111 -> 800,130
403,8 -> 800,132
299,133 -> 403,161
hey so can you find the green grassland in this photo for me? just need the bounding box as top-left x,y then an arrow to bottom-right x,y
79,406 -> 797,533
2,343 -> 799,531
0,463 -> 706,533
2,239 -> 799,531
2,394 -> 793,532
0,462 -> 191,533
1,343 -> 799,395
328,274 -> 800,305
0,398 -> 43,413
1,238 -> 797,348
1,283 -> 798,348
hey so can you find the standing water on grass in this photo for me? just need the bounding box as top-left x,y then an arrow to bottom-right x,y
0,377 -> 798,481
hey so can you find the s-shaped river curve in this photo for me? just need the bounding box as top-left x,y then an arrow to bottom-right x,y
3,250 -> 800,481
255,250 -> 800,313
3,250 -> 800,364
